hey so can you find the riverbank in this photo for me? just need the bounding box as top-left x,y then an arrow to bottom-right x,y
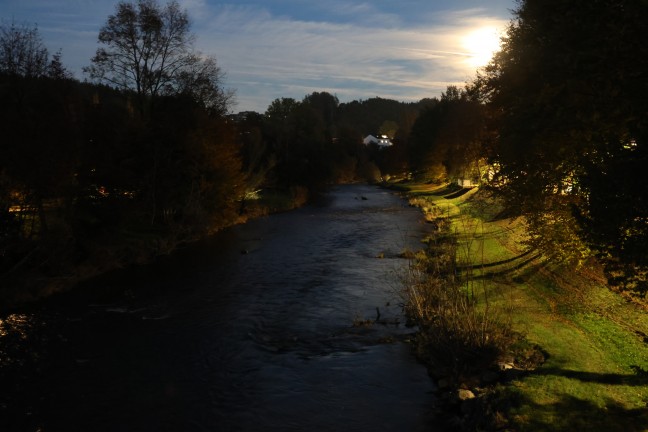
394,181 -> 648,431
0,184 -> 438,431
0,187 -> 307,313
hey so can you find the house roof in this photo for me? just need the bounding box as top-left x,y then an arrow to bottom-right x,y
363,134 -> 393,147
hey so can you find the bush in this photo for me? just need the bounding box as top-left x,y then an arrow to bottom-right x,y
402,200 -> 515,380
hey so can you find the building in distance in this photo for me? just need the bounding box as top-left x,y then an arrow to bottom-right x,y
363,134 -> 393,148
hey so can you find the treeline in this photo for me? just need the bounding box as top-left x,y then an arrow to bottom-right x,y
2,0 -> 646,303
402,0 -> 648,299
474,0 -> 648,296
0,3 -> 437,304
0,74 -> 432,303
0,74 -> 245,299
239,93 -> 434,190
405,0 -> 648,298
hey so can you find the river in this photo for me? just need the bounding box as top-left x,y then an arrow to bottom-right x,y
1,184 -> 442,431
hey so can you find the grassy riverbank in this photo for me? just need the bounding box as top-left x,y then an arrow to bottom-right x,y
395,182 -> 648,431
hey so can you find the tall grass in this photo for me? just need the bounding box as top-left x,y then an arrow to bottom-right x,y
403,201 -> 515,382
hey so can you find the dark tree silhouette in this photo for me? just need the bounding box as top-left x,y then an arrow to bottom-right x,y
0,21 -> 49,77
85,0 -> 231,115
476,0 -> 648,292
409,86 -> 485,183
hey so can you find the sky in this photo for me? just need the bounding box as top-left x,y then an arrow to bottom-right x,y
0,0 -> 515,113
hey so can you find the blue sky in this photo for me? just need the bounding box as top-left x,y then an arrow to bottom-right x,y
0,0 -> 514,112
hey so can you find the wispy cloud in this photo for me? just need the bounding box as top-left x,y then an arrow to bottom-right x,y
193,3 -> 509,111
0,0 -> 513,112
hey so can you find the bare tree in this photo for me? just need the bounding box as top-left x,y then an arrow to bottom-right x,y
174,54 -> 235,115
85,0 -> 232,114
0,20 -> 49,77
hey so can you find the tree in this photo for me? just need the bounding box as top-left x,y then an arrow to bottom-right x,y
265,97 -> 300,123
408,86 -> 485,183
0,21 -> 50,77
302,91 -> 338,134
476,0 -> 648,293
264,97 -> 300,185
174,54 -> 234,115
48,49 -> 73,80
263,96 -> 334,190
148,99 -> 246,232
85,0 -> 230,114
234,112 -> 275,195
337,97 -> 414,138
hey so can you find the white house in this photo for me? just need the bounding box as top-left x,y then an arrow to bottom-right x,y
363,134 -> 393,148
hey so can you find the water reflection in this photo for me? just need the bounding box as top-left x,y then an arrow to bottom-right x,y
0,313 -> 43,368
0,313 -> 31,338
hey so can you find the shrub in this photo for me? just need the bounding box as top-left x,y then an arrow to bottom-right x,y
402,200 -> 515,380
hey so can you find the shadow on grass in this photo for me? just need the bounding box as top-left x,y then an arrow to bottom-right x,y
502,392 -> 648,432
511,395 -> 648,432
406,183 -> 461,197
494,367 -> 648,431
458,249 -> 536,271
444,187 -> 474,199
534,366 -> 648,386
458,252 -> 544,281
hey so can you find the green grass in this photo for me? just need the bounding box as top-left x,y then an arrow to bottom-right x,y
398,181 -> 648,431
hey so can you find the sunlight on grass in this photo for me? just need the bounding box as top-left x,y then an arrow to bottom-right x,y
396,181 -> 648,430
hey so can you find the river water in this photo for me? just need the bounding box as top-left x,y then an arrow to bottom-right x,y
1,184 -> 441,431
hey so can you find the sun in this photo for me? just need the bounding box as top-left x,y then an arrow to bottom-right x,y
462,26 -> 501,68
